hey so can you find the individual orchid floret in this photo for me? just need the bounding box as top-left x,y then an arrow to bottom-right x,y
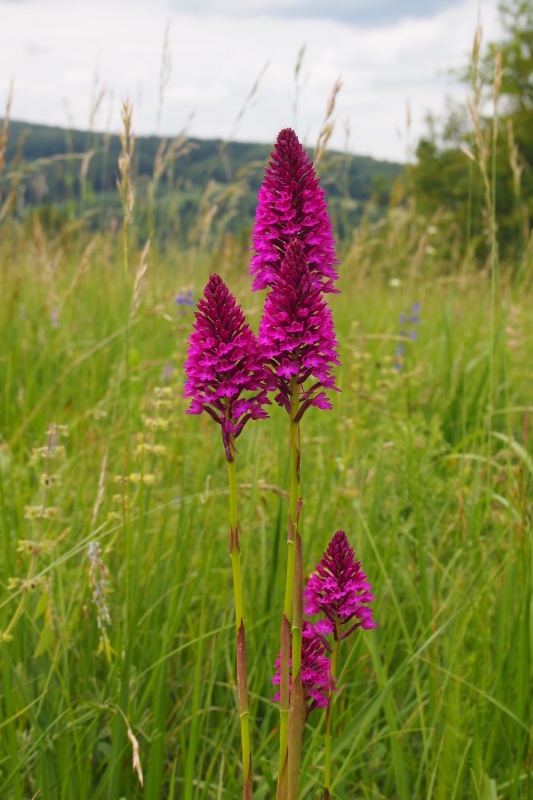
305,530 -> 377,639
250,127 -> 339,293
258,238 -> 340,417
272,620 -> 333,716
184,274 -> 273,460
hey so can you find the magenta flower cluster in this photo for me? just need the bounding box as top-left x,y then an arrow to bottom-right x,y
305,530 -> 377,639
185,129 -> 341,439
183,274 -> 272,460
250,127 -> 339,294
272,531 -> 376,714
272,620 -> 332,715
258,238 -> 340,416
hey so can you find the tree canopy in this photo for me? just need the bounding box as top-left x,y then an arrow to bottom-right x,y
411,0 -> 533,262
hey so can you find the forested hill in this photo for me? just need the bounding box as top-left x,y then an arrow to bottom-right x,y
0,118 -> 402,241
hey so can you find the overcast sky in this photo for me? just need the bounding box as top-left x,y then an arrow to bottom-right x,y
0,0 -> 502,162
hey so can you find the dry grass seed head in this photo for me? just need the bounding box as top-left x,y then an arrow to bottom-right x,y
0,80 -> 13,191
314,76 -> 343,168
118,100 -> 135,228
130,238 -> 151,318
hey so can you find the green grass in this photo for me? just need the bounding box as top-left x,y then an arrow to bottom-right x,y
0,211 -> 532,799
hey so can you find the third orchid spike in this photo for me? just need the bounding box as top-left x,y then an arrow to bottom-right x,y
272,619 -> 333,718
304,530 -> 377,638
250,127 -> 339,293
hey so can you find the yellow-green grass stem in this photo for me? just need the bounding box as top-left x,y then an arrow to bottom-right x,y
278,378 -> 301,798
2,554 -> 37,642
227,444 -> 252,798
3,426 -> 54,643
324,618 -> 341,798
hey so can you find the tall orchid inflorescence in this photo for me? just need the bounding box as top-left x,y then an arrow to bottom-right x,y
184,273 -> 272,799
251,129 -> 342,799
183,128 -> 376,800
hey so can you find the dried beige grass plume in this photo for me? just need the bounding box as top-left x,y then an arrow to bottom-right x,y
117,100 -> 135,231
314,77 -> 343,168
0,81 -> 13,192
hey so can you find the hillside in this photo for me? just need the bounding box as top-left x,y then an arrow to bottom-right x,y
0,119 -> 402,244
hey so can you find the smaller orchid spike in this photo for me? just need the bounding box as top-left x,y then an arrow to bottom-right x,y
304,530 -> 377,637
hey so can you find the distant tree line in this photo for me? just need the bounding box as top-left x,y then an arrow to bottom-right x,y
0,117 -> 402,248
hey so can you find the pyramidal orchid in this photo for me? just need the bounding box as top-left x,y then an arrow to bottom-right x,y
305,531 -> 376,800
258,237 -> 340,419
184,273 -> 272,461
252,130 -> 341,800
250,127 -> 339,294
305,530 -> 377,637
184,273 -> 272,799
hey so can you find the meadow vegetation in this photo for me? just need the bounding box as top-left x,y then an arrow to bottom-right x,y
0,5 -> 532,798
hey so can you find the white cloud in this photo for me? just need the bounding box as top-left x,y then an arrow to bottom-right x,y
0,0 -> 502,161
169,0 -> 467,27
62,69 -> 93,86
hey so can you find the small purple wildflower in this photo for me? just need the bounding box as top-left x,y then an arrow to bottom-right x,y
304,530 -> 376,640
272,619 -> 333,716
50,306 -> 60,329
395,302 -> 421,371
184,274 -> 272,460
161,362 -> 174,382
250,127 -> 339,293
176,288 -> 195,316
258,238 -> 340,417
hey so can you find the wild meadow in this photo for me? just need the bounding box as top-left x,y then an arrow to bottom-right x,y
1,12 -> 533,799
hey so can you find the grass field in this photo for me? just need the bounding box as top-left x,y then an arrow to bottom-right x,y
0,33 -> 533,789
0,186 -> 532,799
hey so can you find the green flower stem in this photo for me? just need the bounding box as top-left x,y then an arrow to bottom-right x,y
287,533 -> 304,800
285,378 -> 301,620
324,617 -> 341,799
227,453 -> 244,627
227,446 -> 252,799
278,378 -> 301,799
